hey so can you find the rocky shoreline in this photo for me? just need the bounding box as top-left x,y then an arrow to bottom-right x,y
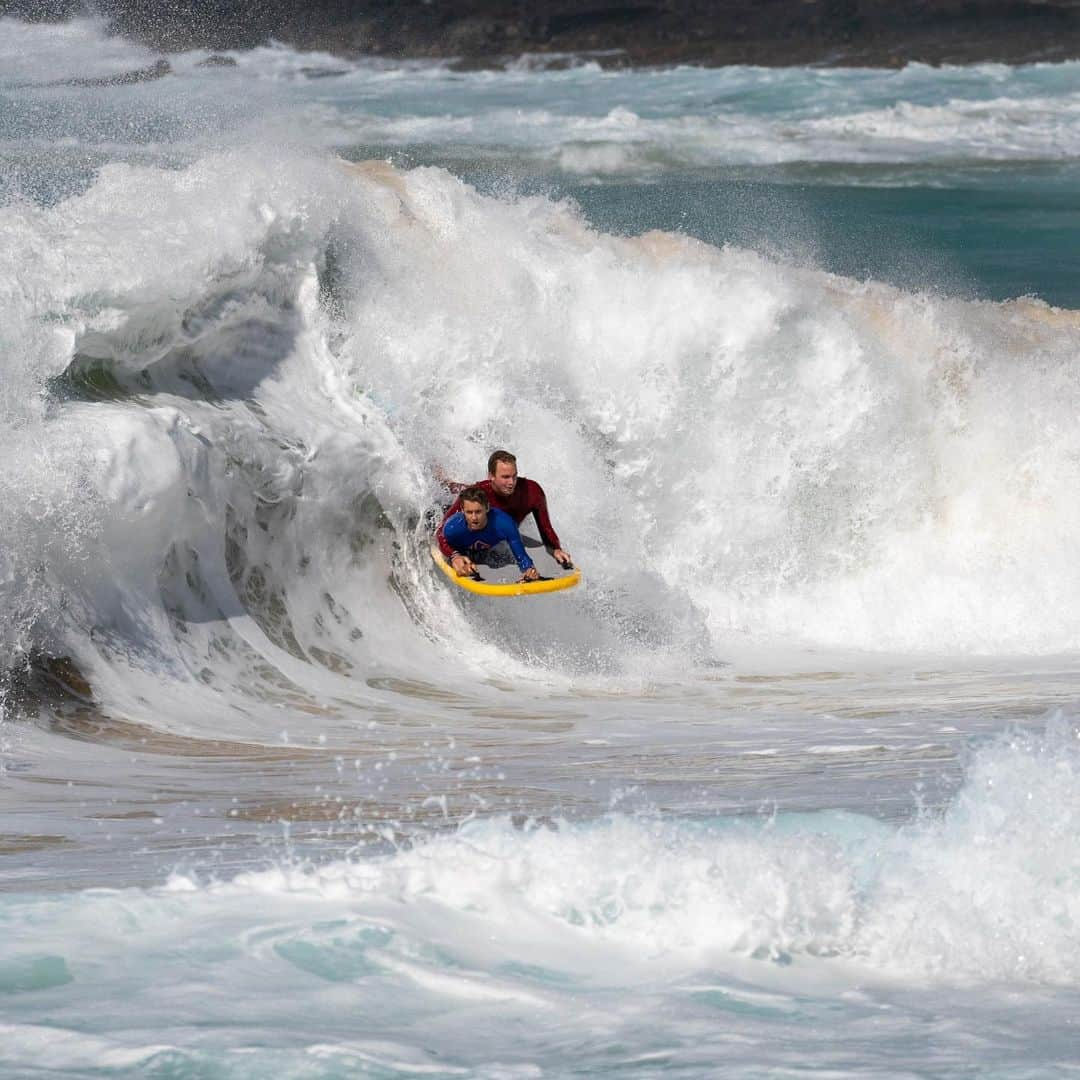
4,0 -> 1080,68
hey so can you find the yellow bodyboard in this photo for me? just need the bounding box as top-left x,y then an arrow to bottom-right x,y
430,544 -> 581,597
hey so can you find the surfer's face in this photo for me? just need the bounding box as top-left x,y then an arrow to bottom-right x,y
490,461 -> 518,497
462,499 -> 488,530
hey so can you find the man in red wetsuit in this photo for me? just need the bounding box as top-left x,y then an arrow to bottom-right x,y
436,450 -> 573,569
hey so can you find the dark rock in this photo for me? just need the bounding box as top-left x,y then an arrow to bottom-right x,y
5,0 -> 1080,67
196,53 -> 239,68
299,65 -> 350,77
15,56 -> 173,89
65,57 -> 172,87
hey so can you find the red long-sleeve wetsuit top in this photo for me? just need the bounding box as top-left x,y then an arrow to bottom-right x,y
436,477 -> 563,559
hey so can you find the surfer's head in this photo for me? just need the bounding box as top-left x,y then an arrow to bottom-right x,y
487,450 -> 518,497
460,486 -> 490,530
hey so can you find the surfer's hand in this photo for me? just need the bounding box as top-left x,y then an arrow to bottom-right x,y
451,553 -> 475,576
521,567 -> 540,582
553,548 -> 572,568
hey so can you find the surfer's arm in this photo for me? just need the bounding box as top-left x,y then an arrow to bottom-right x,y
499,518 -> 537,577
449,551 -> 476,575
527,481 -> 571,566
432,465 -> 468,497
435,500 -> 464,558
437,514 -> 476,574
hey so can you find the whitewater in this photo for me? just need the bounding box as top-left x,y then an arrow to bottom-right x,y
3,15 -> 1080,1078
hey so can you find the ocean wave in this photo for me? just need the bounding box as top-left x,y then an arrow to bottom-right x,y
4,719 -> 1079,989
5,152 -> 1080,730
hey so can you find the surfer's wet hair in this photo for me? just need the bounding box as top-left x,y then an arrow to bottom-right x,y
460,486 -> 489,508
487,450 -> 517,475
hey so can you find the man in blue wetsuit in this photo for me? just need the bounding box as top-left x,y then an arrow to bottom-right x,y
438,486 -> 541,582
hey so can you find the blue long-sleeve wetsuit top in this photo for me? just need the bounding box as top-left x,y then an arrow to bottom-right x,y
439,507 -> 535,572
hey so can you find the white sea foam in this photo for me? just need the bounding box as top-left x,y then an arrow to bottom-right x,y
191,718 -> 1077,985
4,724 -> 1080,1074
326,162 -> 1080,654
4,721 -> 1079,987
0,15 -> 158,83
